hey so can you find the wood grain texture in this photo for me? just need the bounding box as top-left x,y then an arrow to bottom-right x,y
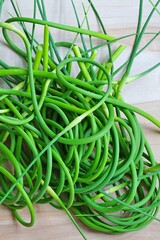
0,100 -> 159,240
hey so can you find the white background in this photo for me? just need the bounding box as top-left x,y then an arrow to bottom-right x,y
0,0 -> 160,104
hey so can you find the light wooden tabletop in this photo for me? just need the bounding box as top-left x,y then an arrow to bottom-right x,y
0,1 -> 159,239
0,101 -> 159,240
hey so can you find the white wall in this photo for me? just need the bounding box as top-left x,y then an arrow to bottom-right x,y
0,0 -> 159,104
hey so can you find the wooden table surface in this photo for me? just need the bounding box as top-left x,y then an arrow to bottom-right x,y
0,1 -> 159,239
0,100 -> 159,240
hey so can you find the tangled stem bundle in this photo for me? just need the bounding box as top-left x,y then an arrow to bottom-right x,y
0,0 -> 160,238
